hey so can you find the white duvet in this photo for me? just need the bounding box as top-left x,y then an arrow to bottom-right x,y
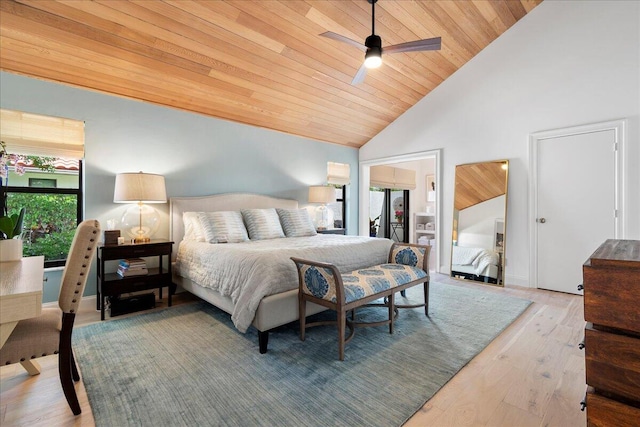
175,235 -> 393,332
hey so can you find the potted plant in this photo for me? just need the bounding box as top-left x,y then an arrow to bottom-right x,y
395,210 -> 404,223
0,208 -> 25,261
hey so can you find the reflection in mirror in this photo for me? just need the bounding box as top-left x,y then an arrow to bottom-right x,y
451,160 -> 508,286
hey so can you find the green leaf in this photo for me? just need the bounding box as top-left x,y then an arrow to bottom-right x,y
0,208 -> 25,239
0,216 -> 16,239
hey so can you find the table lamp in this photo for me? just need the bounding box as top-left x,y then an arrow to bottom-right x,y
114,172 -> 167,243
308,185 -> 335,230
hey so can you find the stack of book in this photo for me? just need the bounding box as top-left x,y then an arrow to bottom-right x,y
117,258 -> 148,277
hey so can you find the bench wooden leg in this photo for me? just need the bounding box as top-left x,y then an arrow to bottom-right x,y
337,309 -> 346,361
299,294 -> 306,342
423,281 -> 430,317
388,292 -> 395,334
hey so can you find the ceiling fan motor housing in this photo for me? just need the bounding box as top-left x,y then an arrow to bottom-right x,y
365,34 -> 382,50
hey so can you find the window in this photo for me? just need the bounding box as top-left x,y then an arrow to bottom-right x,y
326,162 -> 350,231
1,109 -> 85,268
3,157 -> 83,267
327,185 -> 346,229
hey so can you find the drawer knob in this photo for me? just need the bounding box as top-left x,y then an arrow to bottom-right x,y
577,284 -> 584,291
580,397 -> 586,411
578,341 -> 585,350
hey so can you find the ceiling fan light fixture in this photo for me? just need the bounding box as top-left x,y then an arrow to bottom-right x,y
364,34 -> 382,69
364,48 -> 382,68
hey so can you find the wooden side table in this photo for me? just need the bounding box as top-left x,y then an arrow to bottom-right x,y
96,240 -> 173,320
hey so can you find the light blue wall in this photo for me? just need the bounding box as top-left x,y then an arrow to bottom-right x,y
0,72 -> 359,302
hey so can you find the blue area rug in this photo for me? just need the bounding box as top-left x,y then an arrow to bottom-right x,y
74,282 -> 531,426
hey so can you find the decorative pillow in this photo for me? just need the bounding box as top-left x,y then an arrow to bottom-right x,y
242,208 -> 285,240
183,212 -> 205,242
276,208 -> 317,237
197,211 -> 249,243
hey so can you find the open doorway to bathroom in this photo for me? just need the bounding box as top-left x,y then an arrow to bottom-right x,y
360,150 -> 440,273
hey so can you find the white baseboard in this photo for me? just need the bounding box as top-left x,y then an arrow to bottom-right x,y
44,289 -> 170,313
505,274 -> 530,287
43,295 -> 98,312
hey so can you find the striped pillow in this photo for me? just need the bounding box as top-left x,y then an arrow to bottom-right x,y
277,208 -> 317,237
197,211 -> 249,243
242,208 -> 285,240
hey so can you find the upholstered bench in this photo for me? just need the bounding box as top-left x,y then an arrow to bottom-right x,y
291,243 -> 430,360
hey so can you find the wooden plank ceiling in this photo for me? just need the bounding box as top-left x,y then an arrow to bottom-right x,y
0,0 -> 542,148
454,161 -> 508,211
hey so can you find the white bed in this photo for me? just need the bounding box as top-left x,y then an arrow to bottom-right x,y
170,193 -> 393,353
450,246 -> 500,284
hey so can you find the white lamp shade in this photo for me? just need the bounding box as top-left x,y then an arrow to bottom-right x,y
308,186 -> 335,204
114,172 -> 167,203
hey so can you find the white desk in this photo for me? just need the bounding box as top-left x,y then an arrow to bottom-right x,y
0,256 -> 44,374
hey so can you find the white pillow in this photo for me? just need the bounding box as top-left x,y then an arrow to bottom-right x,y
198,211 -> 249,243
183,212 -> 205,242
276,208 -> 317,237
242,208 -> 285,240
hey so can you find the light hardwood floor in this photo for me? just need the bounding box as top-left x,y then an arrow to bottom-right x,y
1,275 -> 586,427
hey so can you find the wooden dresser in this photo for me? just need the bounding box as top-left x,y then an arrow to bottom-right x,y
582,239 -> 640,427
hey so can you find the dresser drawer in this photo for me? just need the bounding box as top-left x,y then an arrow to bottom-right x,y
583,263 -> 640,333
586,389 -> 640,427
585,324 -> 640,402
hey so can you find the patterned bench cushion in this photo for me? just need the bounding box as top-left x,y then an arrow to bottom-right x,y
390,245 -> 427,268
301,263 -> 427,304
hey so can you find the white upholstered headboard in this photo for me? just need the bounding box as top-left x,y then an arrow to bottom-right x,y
169,193 -> 298,257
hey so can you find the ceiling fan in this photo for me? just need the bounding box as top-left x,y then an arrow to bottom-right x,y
320,0 -> 442,85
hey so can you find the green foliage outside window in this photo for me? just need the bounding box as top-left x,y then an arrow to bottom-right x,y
7,193 -> 77,262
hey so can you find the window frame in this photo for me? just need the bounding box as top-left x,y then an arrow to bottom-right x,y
338,185 -> 346,232
5,161 -> 84,268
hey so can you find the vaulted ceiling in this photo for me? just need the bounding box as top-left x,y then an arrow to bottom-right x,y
0,0 -> 542,148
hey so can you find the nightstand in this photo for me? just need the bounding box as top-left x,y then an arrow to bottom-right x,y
317,228 -> 346,235
96,240 -> 173,320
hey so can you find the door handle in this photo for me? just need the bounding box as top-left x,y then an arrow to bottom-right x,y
537,218 -> 546,223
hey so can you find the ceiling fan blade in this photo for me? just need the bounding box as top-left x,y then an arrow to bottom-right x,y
351,63 -> 368,85
320,31 -> 367,52
384,37 -> 442,54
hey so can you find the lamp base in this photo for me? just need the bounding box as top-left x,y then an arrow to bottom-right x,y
121,204 -> 160,241
314,205 -> 334,231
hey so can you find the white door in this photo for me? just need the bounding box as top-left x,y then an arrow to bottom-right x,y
536,129 -> 617,294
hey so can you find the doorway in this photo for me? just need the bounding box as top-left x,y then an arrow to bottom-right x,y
529,120 -> 625,294
360,150 -> 441,272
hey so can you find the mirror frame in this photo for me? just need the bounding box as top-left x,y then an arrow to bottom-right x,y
450,159 -> 509,286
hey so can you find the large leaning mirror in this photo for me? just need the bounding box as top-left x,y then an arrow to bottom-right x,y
451,160 -> 509,286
